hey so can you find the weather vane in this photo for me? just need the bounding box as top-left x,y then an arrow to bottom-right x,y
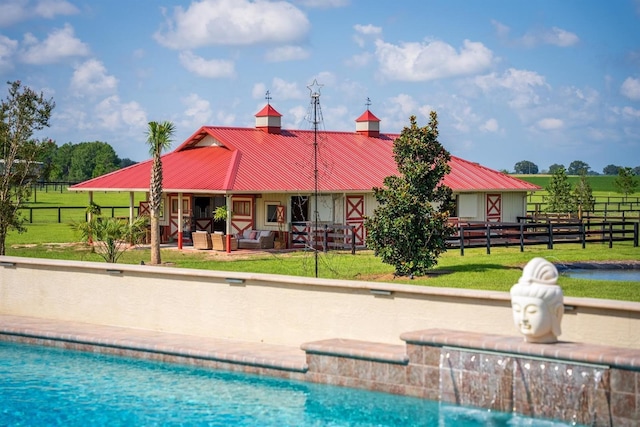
365,97 -> 371,110
307,79 -> 323,98
265,90 -> 272,105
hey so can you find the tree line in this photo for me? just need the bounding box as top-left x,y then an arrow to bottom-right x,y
513,159 -> 640,176
37,140 -> 136,183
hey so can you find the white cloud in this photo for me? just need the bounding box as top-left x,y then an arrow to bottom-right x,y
480,118 -> 499,132
521,26 -> 579,47
0,35 -> 18,69
95,95 -> 147,130
253,78 -> 305,102
178,51 -> 235,78
375,39 -> 493,81
491,20 -> 510,38
70,59 -> 118,96
474,68 -> 549,108
621,106 -> 640,119
621,77 -> 640,100
264,45 -> 309,62
0,0 -> 78,26
34,0 -> 79,19
180,93 -> 212,129
354,24 -> 382,36
20,23 -> 89,64
155,0 -> 310,50
537,118 -> 564,130
346,52 -> 373,67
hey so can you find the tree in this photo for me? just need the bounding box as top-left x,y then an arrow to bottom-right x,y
548,163 -> 564,174
514,160 -> 538,174
613,167 -> 638,197
634,166 -> 640,176
146,121 -> 176,265
567,160 -> 590,175
73,216 -> 147,263
546,166 -> 575,213
572,172 -> 595,217
603,164 -> 620,175
0,81 -> 54,255
364,112 -> 455,277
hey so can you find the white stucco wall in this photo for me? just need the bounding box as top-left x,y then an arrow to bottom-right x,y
1,256 -> 638,349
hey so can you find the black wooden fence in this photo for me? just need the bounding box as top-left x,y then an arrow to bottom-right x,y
449,220 -> 639,255
19,206 -> 139,223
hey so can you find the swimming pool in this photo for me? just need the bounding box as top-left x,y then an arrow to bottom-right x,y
0,341 -> 578,426
561,268 -> 640,281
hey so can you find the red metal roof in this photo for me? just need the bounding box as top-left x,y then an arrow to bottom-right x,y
70,119 -> 540,194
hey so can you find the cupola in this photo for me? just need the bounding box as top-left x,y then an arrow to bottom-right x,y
355,109 -> 380,137
255,104 -> 282,134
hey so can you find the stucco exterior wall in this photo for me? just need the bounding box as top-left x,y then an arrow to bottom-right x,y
1,256 -> 638,349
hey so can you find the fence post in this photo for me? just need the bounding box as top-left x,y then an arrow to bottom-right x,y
580,223 -> 586,249
486,224 -> 491,255
459,225 -> 465,256
350,226 -> 356,254
58,207 -> 61,223
323,224 -> 328,253
609,222 -> 613,249
29,208 -> 33,224
519,223 -> 524,252
634,222 -> 638,247
547,224 -> 553,249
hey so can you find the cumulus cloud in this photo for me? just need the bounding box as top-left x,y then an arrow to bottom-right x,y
474,68 -> 549,108
375,39 -> 493,81
0,0 -> 78,27
621,77 -> 640,100
70,59 -> 118,95
295,0 -> 348,7
20,23 -> 89,64
493,20 -> 578,48
354,24 -> 382,36
154,0 -> 310,50
264,45 -> 309,62
537,117 -> 564,130
0,35 -> 18,69
481,118 -> 499,132
180,93 -> 212,129
179,51 -> 235,78
95,95 -> 147,129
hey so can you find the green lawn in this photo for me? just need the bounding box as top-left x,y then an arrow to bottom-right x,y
5,185 -> 639,303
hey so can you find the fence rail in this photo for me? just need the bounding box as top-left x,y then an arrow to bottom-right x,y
291,222 -> 357,254
18,206 -> 139,223
448,220 -> 639,255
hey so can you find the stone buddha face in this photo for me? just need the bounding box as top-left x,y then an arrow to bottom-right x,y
510,257 -> 564,344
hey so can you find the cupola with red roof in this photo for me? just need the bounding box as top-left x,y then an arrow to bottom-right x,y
355,106 -> 380,138
255,103 -> 282,134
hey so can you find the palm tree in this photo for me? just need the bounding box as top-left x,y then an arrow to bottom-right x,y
146,121 -> 176,265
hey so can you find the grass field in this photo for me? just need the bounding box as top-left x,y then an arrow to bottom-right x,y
5,181 -> 639,302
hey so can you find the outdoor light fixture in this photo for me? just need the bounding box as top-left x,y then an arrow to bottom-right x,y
225,278 -> 245,285
369,289 -> 393,296
106,269 -> 123,275
0,261 -> 15,267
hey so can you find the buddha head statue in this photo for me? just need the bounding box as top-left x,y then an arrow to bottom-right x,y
510,257 -> 564,343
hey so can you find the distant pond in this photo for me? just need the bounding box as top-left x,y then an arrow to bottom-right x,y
558,263 -> 640,282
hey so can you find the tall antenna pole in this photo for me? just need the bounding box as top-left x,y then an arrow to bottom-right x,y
307,80 -> 323,278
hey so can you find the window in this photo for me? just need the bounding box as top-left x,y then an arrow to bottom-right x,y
266,202 -> 279,224
233,200 -> 251,216
291,196 -> 309,222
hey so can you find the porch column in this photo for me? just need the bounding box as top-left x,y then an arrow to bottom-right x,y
177,192 -> 183,249
129,192 -> 135,224
225,196 -> 232,253
87,191 -> 94,222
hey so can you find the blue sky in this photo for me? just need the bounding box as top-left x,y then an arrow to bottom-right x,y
1,0 -> 639,173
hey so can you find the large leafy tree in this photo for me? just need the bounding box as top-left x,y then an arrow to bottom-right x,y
567,160 -> 590,175
545,166 -> 575,213
613,167 -> 638,197
602,164 -> 621,175
146,121 -> 175,265
365,112 -> 455,277
513,160 -> 538,174
0,81 -> 54,255
548,163 -> 564,174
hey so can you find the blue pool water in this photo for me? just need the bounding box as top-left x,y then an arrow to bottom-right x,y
0,341 -> 577,426
562,268 -> 640,281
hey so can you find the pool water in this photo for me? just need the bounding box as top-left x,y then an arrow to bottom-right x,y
562,268 -> 640,281
0,341 -> 577,426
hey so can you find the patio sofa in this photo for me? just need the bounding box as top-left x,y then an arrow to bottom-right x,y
237,230 -> 275,249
